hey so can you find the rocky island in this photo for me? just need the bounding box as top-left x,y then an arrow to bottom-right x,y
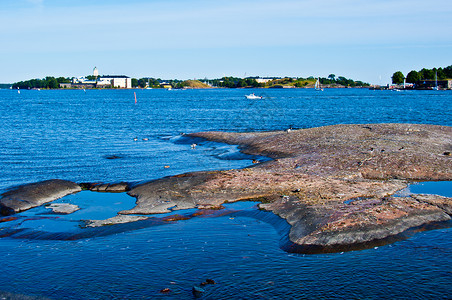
1,124 -> 451,253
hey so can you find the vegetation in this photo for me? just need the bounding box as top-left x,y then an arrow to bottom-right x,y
406,70 -> 420,84
205,77 -> 262,88
12,77 -> 71,89
12,73 -> 370,89
317,75 -> 369,87
392,65 -> 452,84
392,71 -> 405,84
177,80 -> 211,89
0,83 -> 12,89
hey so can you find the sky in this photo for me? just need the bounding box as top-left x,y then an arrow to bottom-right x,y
1,0 -> 451,84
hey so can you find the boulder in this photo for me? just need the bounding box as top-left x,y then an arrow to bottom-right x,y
0,179 -> 81,215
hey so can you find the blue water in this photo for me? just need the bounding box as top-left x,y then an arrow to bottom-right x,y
0,88 -> 451,299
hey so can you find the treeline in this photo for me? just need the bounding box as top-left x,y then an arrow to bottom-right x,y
130,77 -> 261,88
12,74 -> 370,89
211,77 -> 261,88
12,77 -> 71,89
392,65 -> 452,84
131,78 -> 165,88
318,74 -> 369,87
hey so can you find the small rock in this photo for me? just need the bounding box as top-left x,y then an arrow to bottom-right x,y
200,278 -> 216,286
192,286 -> 205,297
46,203 -> 80,214
105,155 -> 121,160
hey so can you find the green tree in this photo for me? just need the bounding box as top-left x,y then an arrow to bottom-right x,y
45,77 -> 59,89
443,65 -> 452,78
328,74 -> 336,81
419,68 -> 434,80
137,78 -> 147,88
131,78 -> 138,87
406,70 -> 420,83
436,68 -> 446,80
57,77 -> 71,84
391,71 -> 404,84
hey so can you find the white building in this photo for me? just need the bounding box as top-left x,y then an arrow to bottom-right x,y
98,76 -> 132,88
255,78 -> 274,84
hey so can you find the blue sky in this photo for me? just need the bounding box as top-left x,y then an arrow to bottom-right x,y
1,0 -> 451,84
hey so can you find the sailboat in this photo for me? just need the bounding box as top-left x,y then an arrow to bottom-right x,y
433,71 -> 439,90
315,78 -> 324,91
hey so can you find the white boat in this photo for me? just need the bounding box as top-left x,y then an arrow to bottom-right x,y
245,93 -> 263,99
315,78 -> 324,91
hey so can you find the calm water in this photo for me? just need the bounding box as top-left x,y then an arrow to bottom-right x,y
0,88 -> 451,299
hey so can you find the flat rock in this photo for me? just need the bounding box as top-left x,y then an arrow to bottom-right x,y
411,194 -> 452,215
86,182 -> 130,193
84,215 -> 149,227
46,203 -> 80,214
0,179 -> 82,215
120,124 -> 451,252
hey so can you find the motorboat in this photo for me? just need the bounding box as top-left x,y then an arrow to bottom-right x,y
245,93 -> 263,99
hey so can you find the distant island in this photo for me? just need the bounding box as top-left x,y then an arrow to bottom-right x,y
8,67 -> 369,90
390,65 -> 452,90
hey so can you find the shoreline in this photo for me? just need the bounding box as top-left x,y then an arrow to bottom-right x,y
1,123 -> 451,253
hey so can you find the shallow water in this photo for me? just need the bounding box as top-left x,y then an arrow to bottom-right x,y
0,88 -> 451,298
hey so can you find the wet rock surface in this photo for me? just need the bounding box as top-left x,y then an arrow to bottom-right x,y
0,124 -> 451,253
45,203 -> 80,214
121,124 -> 452,252
0,179 -> 81,215
84,215 -> 149,228
80,182 -> 131,193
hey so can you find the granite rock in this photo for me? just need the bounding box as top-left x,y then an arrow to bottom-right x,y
0,179 -> 81,215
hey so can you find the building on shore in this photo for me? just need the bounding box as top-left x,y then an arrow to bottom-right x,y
100,75 -> 132,89
63,71 -> 133,89
255,77 -> 277,84
415,79 -> 452,89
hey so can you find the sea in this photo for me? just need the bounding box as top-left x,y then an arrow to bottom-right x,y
0,88 -> 451,299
